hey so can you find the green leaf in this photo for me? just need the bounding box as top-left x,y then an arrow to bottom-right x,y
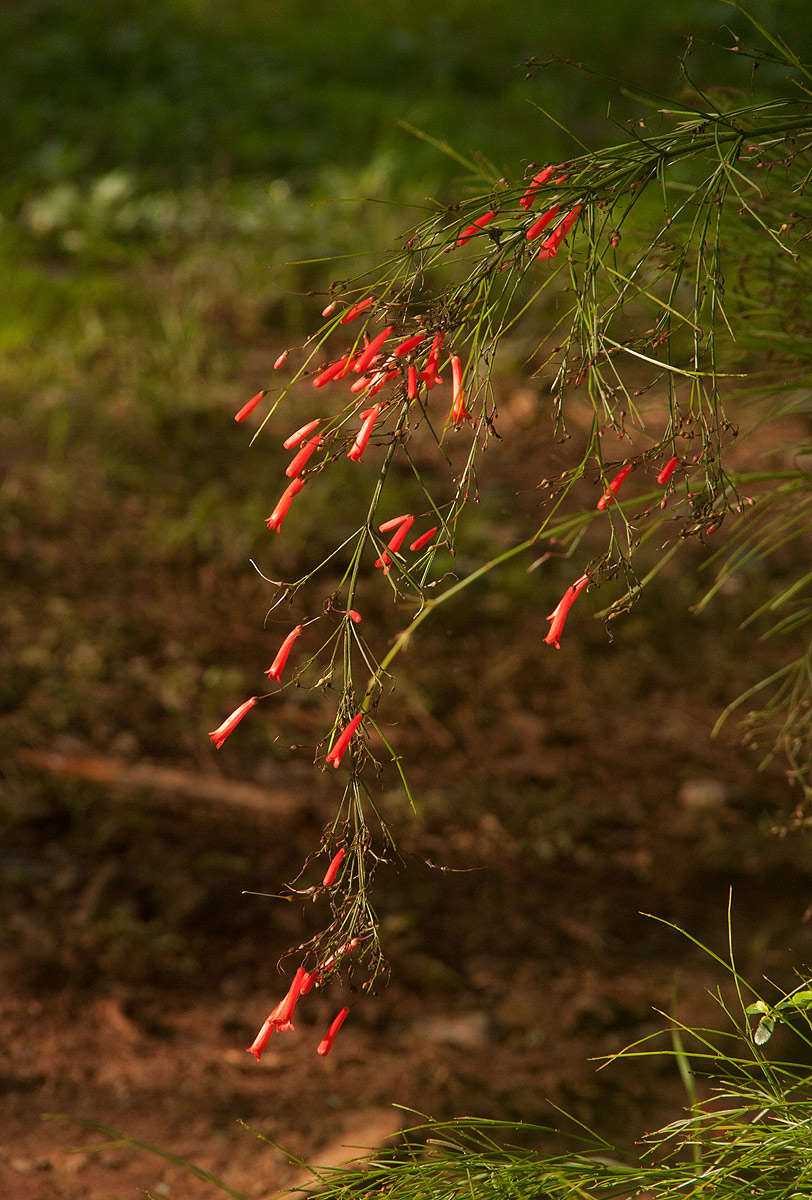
754,1015 -> 776,1046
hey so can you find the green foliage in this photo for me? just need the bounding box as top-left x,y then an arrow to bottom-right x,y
286,930 -> 812,1200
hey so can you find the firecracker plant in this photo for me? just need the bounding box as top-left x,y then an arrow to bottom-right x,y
208,6 -> 812,1059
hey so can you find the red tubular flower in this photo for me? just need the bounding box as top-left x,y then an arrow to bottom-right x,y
561,203 -> 582,235
537,204 -> 582,259
314,356 -> 351,388
353,327 -> 392,375
325,713 -> 364,768
209,696 -> 260,750
285,435 -> 321,478
393,333 -> 425,357
266,476 -> 306,531
317,1007 -> 350,1057
234,390 -> 267,422
519,164 -> 555,209
341,297 -> 374,323
348,609 -> 362,623
283,418 -> 321,450
265,625 -> 304,683
543,574 -> 590,650
450,356 -> 470,425
525,205 -> 559,241
419,333 -> 445,388
379,513 -> 412,533
375,515 -> 415,570
322,847 -> 346,887
246,967 -> 307,1060
299,969 -> 319,995
409,526 -> 438,553
367,369 -> 399,397
246,1011 -> 279,1060
271,966 -> 307,1033
596,463 -> 633,510
274,350 -> 288,370
347,404 -> 382,462
407,365 -> 418,399
350,372 -> 375,394
537,225 -> 566,259
322,301 -> 337,317
456,211 -> 497,246
657,455 -> 679,486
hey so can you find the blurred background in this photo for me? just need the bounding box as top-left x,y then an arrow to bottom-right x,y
2,2 -> 812,1196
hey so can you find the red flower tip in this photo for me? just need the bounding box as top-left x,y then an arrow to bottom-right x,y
596,463 -> 633,510
409,526 -> 438,553
353,327 -> 392,375
246,968 -> 308,1061
266,476 -> 306,532
348,609 -> 362,623
265,625 -> 304,683
456,210 -> 497,247
525,205 -> 559,241
378,513 -> 413,533
283,418 -> 321,450
393,333 -> 425,358
519,165 -> 555,209
325,713 -> 364,768
322,847 -> 346,887
285,435 -> 321,478
657,455 -> 679,486
375,515 -> 415,571
450,356 -> 470,425
321,301 -> 337,317
347,404 -> 382,462
234,390 -> 267,423
246,1012 -> 278,1060
419,333 -> 445,389
537,204 -> 582,259
317,1007 -> 350,1057
407,365 -> 418,400
209,696 -> 260,750
314,356 -> 351,388
341,297 -> 374,324
274,350 -> 288,370
543,574 -> 590,650
299,969 -> 320,995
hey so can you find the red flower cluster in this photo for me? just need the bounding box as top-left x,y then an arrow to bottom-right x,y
246,965 -> 351,1060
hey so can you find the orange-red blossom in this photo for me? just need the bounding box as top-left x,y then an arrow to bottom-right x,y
317,1007 -> 350,1056
456,211 -> 497,246
322,847 -> 346,887
519,165 -> 556,209
234,390 -> 266,422
347,404 -> 382,462
285,435 -> 321,478
325,713 -> 364,768
266,476 -> 306,531
265,625 -> 303,683
246,967 -> 307,1060
375,513 -> 414,571
596,463 -> 632,510
209,696 -> 260,750
283,418 -> 321,449
657,455 -> 679,485
450,356 -> 470,424
543,574 -> 590,650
